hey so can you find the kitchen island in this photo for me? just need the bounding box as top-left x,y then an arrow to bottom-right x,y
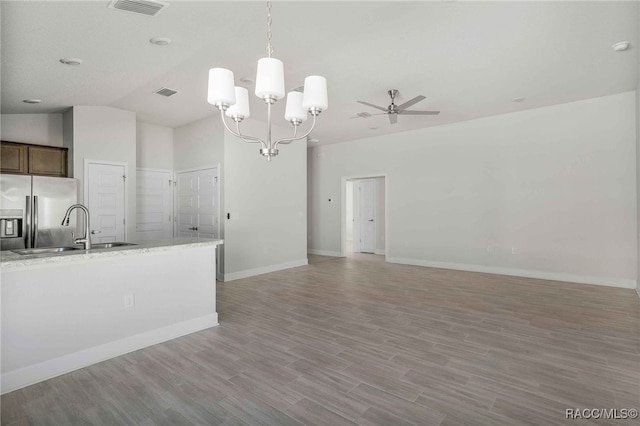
1,238 -> 222,394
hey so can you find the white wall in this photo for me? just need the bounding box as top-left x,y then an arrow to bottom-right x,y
136,121 -> 173,170
173,116 -> 223,172
309,92 -> 637,288
223,118 -> 308,279
1,113 -> 64,146
70,106 -> 137,239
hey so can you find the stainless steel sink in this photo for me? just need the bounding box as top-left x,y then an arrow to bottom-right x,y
13,246 -> 79,255
90,242 -> 138,249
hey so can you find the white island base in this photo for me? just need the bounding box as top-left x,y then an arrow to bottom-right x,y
1,239 -> 221,394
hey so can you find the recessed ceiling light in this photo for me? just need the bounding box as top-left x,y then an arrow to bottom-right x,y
23,99 -> 41,104
59,58 -> 83,66
512,97 -> 526,102
239,77 -> 254,85
612,41 -> 630,52
150,37 -> 171,46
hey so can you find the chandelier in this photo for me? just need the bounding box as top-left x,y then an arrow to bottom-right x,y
207,0 -> 328,162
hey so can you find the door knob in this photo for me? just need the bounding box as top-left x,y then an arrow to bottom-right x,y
368,219 -> 374,222
188,227 -> 198,231
91,230 -> 102,234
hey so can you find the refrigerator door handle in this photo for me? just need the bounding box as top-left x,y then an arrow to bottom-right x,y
25,196 -> 32,249
33,195 -> 39,248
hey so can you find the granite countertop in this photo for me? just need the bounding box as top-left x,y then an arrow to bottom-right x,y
0,238 -> 223,269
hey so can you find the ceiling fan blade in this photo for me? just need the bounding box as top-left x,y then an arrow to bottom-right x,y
349,113 -> 386,119
357,101 -> 388,112
396,95 -> 426,112
388,113 -> 398,124
398,110 -> 440,115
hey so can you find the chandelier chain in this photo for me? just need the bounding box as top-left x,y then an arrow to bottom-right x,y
266,0 -> 273,58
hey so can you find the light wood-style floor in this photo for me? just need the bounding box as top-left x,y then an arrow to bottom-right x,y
2,254 -> 639,425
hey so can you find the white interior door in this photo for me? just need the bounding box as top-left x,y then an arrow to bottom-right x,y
87,162 -> 126,243
136,169 -> 173,241
358,179 -> 376,253
175,167 -> 219,239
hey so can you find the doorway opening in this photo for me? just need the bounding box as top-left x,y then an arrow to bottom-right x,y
342,176 -> 386,257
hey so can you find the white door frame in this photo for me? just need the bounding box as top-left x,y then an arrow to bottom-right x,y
173,164 -> 221,239
341,174 -> 388,258
84,159 -> 129,241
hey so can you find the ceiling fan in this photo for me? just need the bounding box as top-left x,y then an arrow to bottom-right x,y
357,89 -> 440,124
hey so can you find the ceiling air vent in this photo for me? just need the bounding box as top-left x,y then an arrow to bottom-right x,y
108,0 -> 169,17
154,87 -> 179,97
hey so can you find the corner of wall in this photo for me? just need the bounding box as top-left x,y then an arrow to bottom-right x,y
636,4 -> 640,297
62,108 -> 74,177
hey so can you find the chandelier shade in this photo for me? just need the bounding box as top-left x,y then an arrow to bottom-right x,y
207,68 -> 236,107
284,92 -> 307,123
225,87 -> 251,120
255,58 -> 285,101
302,76 -> 328,112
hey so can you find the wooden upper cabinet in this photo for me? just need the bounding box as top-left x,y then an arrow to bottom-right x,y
1,141 -> 68,177
0,142 -> 28,174
28,145 -> 68,177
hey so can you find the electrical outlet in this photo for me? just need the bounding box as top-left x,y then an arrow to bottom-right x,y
511,247 -> 518,255
124,293 -> 135,308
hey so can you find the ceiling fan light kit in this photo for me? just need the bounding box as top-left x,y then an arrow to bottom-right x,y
207,0 -> 327,161
358,89 -> 440,124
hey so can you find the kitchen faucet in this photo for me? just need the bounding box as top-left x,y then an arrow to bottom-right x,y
61,204 -> 92,250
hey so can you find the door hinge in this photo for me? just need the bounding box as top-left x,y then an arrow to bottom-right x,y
169,179 -> 173,186
123,218 -> 125,225
214,176 -> 218,183
122,175 -> 127,182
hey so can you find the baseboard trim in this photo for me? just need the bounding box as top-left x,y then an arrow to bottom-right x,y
1,313 -> 219,395
636,286 -> 640,298
374,249 -> 386,256
308,249 -> 343,257
386,257 -> 637,289
223,258 -> 308,282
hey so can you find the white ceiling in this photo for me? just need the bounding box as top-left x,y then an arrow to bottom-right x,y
1,1 -> 638,145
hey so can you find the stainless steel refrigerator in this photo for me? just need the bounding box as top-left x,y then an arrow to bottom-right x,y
0,174 -> 79,250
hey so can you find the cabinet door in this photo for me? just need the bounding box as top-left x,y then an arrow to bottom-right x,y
0,142 -> 28,174
28,146 -> 67,177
